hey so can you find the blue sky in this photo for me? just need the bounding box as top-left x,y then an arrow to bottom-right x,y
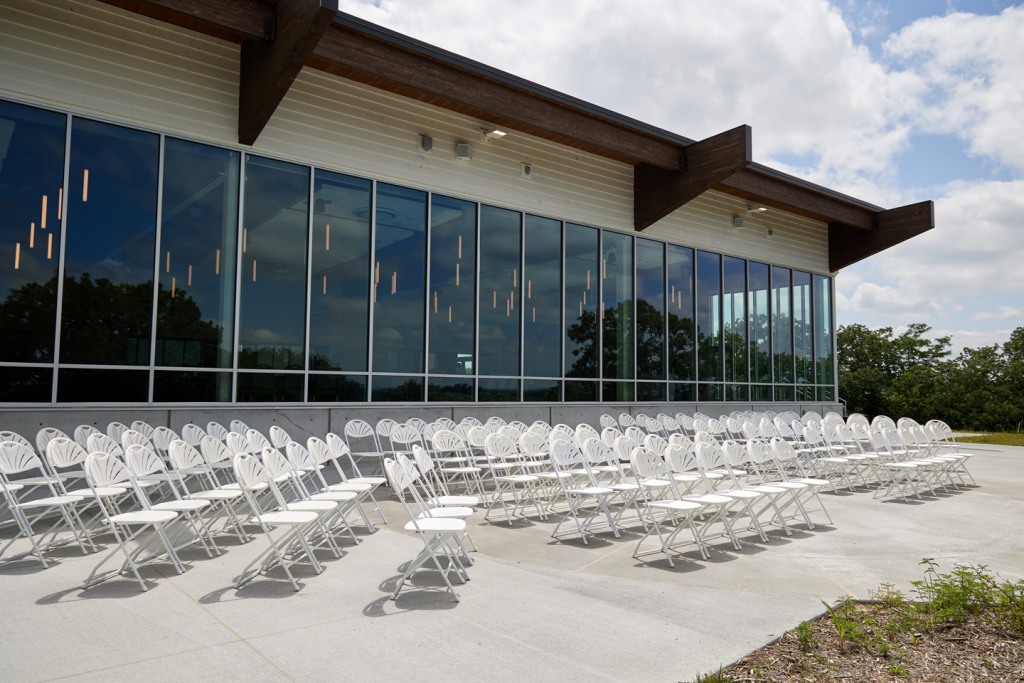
342,0 -> 1024,354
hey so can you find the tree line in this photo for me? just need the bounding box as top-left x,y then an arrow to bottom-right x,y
838,323 -> 1024,431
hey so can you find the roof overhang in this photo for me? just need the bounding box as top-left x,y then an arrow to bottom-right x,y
98,0 -> 934,270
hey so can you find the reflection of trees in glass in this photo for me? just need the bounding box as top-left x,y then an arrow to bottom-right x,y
155,283 -> 226,367
564,381 -> 597,401
428,381 -> 473,401
723,310 -> 747,382
308,374 -> 366,402
373,379 -> 423,402
523,380 -> 559,402
794,315 -> 813,384
668,311 -> 695,381
601,300 -> 633,379
566,309 -> 598,377
636,299 -> 664,380
748,311 -> 771,382
697,324 -> 721,381
0,277 -> 58,362
51,274 -> 154,365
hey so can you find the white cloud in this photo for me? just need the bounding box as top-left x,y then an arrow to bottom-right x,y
971,306 -> 1022,321
931,328 -> 1014,355
842,281 -> 942,319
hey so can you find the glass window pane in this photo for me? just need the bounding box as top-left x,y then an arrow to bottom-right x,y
373,184 -> 426,373
774,385 -> 794,402
57,368 -> 148,402
636,239 -> 665,380
237,372 -> 303,402
726,384 -> 748,401
310,170 -> 372,371
371,375 -> 423,402
771,266 -> 793,383
0,101 -> 65,363
429,195 -> 476,375
428,377 -> 474,402
667,244 -> 695,381
0,366 -> 52,402
479,378 -> 519,401
602,231 -> 633,379
637,382 -> 667,402
523,215 -> 561,377
794,270 -> 813,385
478,205 -> 520,376
698,383 -> 722,402
238,155 -> 308,370
670,383 -> 694,402
308,374 -> 367,402
153,370 -> 231,402
796,385 -> 815,402
156,139 -> 238,369
817,386 -> 834,401
696,251 -> 721,382
523,378 -> 559,402
602,381 -> 634,402
751,385 -> 772,402
62,118 -> 159,365
565,224 -> 598,378
748,262 -> 771,383
564,380 -> 597,401
723,256 -> 746,383
814,275 -> 834,386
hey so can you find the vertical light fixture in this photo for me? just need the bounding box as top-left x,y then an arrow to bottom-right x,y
532,307 -> 535,322
434,291 -> 438,313
57,188 -> 62,219
215,248 -> 220,275
448,306 -> 452,322
323,275 -> 327,294
587,270 -> 590,290
493,291 -> 496,308
513,269 -> 517,287
252,260 -> 256,281
171,277 -> 176,298
458,235 -> 462,258
456,263 -> 460,286
188,265 -> 192,286
528,280 -> 531,299
47,233 -> 53,259
392,271 -> 396,295
243,229 -> 247,253
82,170 -> 89,201
29,223 -> 34,248
166,251 -> 171,272
14,243 -> 20,269
41,196 -> 47,230
510,290 -> 513,309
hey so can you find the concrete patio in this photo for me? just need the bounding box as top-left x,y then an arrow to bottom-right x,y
1,442 -> 1021,683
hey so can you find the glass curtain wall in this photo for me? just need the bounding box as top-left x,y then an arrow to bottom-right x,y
478,205 -> 520,377
666,244 -> 695,401
372,184 -> 426,374
793,270 -> 813,400
748,261 -> 771,401
814,274 -> 834,401
696,250 -> 721,400
602,231 -> 633,401
723,256 -> 746,400
523,215 -> 561,378
0,101 -> 65,401
428,195 -> 476,376
564,224 -> 598,380
771,266 -> 793,401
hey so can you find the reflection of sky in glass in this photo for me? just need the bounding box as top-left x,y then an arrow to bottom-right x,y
748,262 -> 771,383
793,270 -> 813,384
478,205 -> 520,376
667,244 -> 694,381
429,194 -> 475,375
602,231 -> 633,379
523,215 -> 560,377
238,155 -> 308,370
636,238 -> 664,380
696,250 -> 721,382
0,100 -> 65,363
772,266 -> 793,383
373,184 -> 426,373
564,224 -> 598,378
62,118 -> 159,365
310,170 -> 371,371
157,138 -> 238,368
814,275 -> 833,385
723,256 -> 746,383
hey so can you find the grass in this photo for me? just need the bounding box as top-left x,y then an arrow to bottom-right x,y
957,432 -> 1024,447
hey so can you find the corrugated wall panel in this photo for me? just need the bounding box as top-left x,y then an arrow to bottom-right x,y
0,0 -> 830,274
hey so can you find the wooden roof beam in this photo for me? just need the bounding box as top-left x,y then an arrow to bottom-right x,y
238,1 -> 338,146
100,0 -> 274,42
828,200 -> 934,271
634,125 -> 751,231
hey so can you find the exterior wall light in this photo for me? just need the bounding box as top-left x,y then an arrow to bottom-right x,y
455,144 -> 473,161
480,128 -> 507,142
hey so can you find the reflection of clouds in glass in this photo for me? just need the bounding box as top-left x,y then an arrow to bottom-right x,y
240,326 -> 298,345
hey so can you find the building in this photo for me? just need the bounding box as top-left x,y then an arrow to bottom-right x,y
0,0 -> 933,431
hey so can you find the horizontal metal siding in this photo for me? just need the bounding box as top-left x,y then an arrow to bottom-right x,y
0,0 -> 829,273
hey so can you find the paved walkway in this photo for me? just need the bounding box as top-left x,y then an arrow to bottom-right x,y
1,443 -> 1021,683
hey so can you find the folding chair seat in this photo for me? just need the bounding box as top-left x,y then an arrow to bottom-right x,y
395,454 -> 477,559
166,440 -> 250,543
232,454 -> 323,591
383,458 -> 469,601
628,447 -> 706,566
483,434 -> 545,524
82,452 -> 183,591
768,438 -> 834,525
299,439 -> 379,531
547,441 -> 618,544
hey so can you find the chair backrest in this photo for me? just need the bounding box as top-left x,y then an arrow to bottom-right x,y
407,417 -> 429,434
229,419 -> 250,434
168,440 -> 205,471
643,433 -> 668,456
484,416 -> 507,431
344,419 -> 375,440
499,425 -> 523,442
434,417 -> 457,430
706,418 -> 726,436
802,411 -> 822,425
692,418 -> 709,434
872,415 -> 898,432
384,457 -> 412,493
246,428 -> 272,454
770,437 -> 799,463
411,445 -> 435,474
846,414 -> 869,429
124,444 -> 165,479
390,423 -> 422,447
613,436 -> 640,462
121,429 -> 153,450
519,431 -> 548,456
897,426 -> 920,448
676,413 -> 695,431
746,438 -> 774,467
601,427 -> 624,448
376,419 -> 397,441
233,453 -> 270,491
467,425 -> 490,448
549,440 -> 584,468
661,415 -> 681,433
46,437 -> 88,470
422,423 -> 441,442
325,432 -> 350,459
88,432 -> 124,458
694,432 -> 716,445
508,420 -> 529,435
896,417 -> 920,429
663,443 -> 698,474
802,423 -> 824,446
452,423 -> 471,442
741,421 -> 762,440
484,433 -> 518,459
0,431 -> 32,453
206,421 -> 229,441
773,420 -> 795,438
600,414 -> 618,429
624,425 -> 646,444
668,433 -> 694,452
630,447 -> 668,479
618,412 -> 636,429
83,451 -> 132,490
36,427 -> 68,457
106,422 -> 129,443
130,420 -> 155,439
695,441 -> 727,472
269,425 -> 292,449
289,440 -> 320,469
460,416 -> 483,427
867,428 -> 889,452
549,424 -> 575,445
529,421 -> 551,436
226,432 -> 252,457
882,428 -> 905,449
201,435 -> 233,464
721,440 -> 749,470
261,447 -> 293,479
152,426 -> 179,452
582,438 -> 616,465
574,424 -> 600,449
634,414 -> 651,431
431,430 -> 465,455
0,441 -> 45,477
74,425 -> 100,449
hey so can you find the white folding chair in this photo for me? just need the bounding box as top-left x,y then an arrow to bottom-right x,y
106,422 -> 129,443
167,440 -> 251,543
482,434 -> 545,524
206,421 -> 229,441
629,447 -> 707,566
343,419 -> 387,476
547,441 -> 618,544
269,425 -> 292,450
74,425 -> 100,449
130,421 -> 155,440
229,419 -> 250,435
181,424 -> 207,447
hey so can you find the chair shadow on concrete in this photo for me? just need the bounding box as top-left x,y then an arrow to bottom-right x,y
197,546 -> 349,603
362,557 -> 465,615
36,568 -> 172,603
